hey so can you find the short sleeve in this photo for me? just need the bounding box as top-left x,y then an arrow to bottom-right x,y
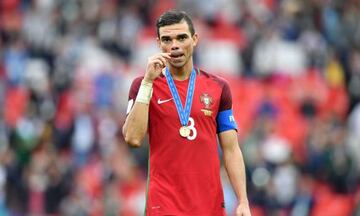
219,80 -> 233,111
128,77 -> 143,101
126,77 -> 143,115
216,79 -> 237,133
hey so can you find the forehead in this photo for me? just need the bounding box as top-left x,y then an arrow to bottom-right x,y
158,21 -> 191,37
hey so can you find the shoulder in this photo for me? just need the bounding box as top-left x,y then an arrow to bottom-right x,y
197,69 -> 233,111
198,69 -> 230,89
131,76 -> 144,86
128,76 -> 144,99
130,76 -> 148,90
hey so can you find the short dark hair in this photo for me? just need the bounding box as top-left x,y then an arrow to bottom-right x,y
156,10 -> 195,37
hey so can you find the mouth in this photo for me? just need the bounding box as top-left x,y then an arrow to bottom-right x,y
170,52 -> 185,59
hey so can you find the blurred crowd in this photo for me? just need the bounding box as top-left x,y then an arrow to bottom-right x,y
0,0 -> 360,215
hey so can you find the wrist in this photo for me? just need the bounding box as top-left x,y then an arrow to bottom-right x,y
136,79 -> 153,104
239,199 -> 249,205
143,76 -> 154,84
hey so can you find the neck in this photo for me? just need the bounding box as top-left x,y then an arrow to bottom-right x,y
168,61 -> 193,81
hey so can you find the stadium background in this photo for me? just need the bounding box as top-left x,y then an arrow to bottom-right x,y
0,0 -> 360,215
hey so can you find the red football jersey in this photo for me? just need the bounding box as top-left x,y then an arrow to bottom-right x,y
128,69 -> 234,216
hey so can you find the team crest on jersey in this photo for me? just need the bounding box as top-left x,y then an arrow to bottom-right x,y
200,93 -> 213,116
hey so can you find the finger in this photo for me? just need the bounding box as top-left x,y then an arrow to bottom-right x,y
149,55 -> 167,66
149,59 -> 165,68
160,53 -> 171,59
150,53 -> 170,61
157,56 -> 168,66
236,207 -> 242,216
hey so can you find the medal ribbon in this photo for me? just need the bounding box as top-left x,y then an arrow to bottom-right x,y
165,67 -> 196,127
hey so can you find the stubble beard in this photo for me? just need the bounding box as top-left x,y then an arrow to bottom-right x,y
169,55 -> 190,69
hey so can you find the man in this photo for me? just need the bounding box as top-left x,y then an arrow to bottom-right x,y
123,9 -> 251,216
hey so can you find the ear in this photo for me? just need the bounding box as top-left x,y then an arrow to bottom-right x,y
192,33 -> 199,47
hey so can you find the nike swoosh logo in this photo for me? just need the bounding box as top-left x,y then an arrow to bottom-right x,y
157,98 -> 173,104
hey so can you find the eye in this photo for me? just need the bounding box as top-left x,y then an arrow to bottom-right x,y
162,37 -> 171,43
178,35 -> 188,41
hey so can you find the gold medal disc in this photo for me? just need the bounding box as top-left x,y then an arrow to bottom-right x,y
179,126 -> 190,137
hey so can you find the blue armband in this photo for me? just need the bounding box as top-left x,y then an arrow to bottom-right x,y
216,109 -> 238,133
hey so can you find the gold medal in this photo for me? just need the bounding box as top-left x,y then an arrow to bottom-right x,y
179,126 -> 190,138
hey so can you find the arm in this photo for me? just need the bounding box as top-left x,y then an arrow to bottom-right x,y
122,99 -> 150,147
219,130 -> 251,216
122,53 -> 171,147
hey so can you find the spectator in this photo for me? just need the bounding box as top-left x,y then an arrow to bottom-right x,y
0,0 -> 358,215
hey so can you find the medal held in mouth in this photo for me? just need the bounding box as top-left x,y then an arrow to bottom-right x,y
165,67 -> 196,139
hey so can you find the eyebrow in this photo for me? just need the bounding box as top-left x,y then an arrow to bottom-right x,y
160,33 -> 189,40
177,34 -> 189,38
160,36 -> 171,40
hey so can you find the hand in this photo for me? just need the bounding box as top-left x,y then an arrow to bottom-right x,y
235,202 -> 251,216
144,53 -> 171,83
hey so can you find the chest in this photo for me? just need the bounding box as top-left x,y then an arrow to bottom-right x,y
150,77 -> 222,122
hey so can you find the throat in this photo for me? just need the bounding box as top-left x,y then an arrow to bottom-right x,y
170,68 -> 192,81
172,73 -> 189,81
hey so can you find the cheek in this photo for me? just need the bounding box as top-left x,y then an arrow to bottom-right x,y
185,45 -> 193,55
160,47 -> 168,52
160,44 -> 170,52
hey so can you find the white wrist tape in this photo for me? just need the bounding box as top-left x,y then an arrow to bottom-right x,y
136,79 -> 153,104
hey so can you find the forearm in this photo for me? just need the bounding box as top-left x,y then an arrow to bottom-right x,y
122,102 -> 149,147
223,144 -> 248,204
123,78 -> 153,147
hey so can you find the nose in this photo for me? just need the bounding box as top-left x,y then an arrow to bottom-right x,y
171,39 -> 179,50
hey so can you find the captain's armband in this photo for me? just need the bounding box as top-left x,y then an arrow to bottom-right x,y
216,109 -> 238,133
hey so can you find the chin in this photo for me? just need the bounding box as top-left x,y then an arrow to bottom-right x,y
170,62 -> 185,68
